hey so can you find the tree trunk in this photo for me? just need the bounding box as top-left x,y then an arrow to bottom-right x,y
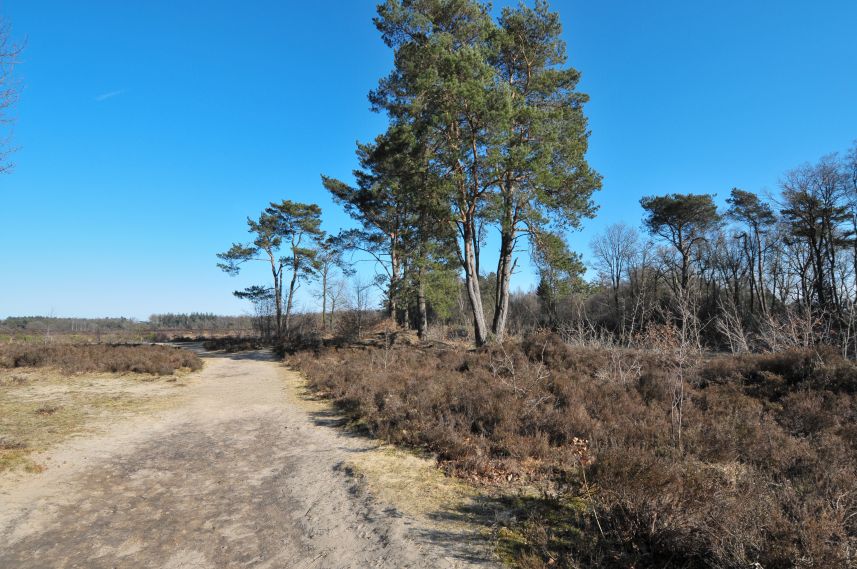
810,235 -> 827,311
755,229 -> 769,316
400,261 -> 410,329
417,267 -> 428,341
613,282 -> 620,315
853,216 -> 857,313
269,255 -> 283,339
284,258 -> 299,333
492,224 -> 515,342
463,221 -> 488,346
389,239 -> 399,320
680,247 -> 690,294
321,266 -> 328,330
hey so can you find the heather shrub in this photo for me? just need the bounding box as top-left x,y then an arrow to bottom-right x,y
288,337 -> 857,567
0,343 -> 202,375
699,347 -> 857,395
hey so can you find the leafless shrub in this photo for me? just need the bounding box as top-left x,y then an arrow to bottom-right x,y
595,349 -> 642,386
716,295 -> 751,353
556,306 -> 616,348
758,304 -> 824,352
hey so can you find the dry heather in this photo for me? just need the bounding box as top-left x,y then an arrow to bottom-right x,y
288,334 -> 857,569
0,343 -> 202,375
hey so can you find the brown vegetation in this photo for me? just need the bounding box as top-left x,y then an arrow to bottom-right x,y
288,334 -> 857,568
0,343 -> 202,375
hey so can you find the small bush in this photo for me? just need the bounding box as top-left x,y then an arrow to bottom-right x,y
0,343 -> 202,375
34,404 -> 61,415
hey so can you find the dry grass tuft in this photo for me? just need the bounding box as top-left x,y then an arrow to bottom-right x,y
34,404 -> 61,415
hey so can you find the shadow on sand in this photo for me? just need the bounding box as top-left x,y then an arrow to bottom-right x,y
175,342 -> 277,362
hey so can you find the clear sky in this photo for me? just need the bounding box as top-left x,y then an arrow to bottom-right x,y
1,1 -> 856,319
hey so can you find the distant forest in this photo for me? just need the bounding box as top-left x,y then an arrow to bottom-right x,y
0,314 -> 253,335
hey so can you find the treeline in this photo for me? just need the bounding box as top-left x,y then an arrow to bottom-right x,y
218,0 -> 856,356
147,313 -> 253,332
0,316 -> 140,334
0,314 -> 254,336
575,146 -> 857,355
448,143 -> 857,355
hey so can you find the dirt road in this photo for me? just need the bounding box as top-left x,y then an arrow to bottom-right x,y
0,349 -> 495,568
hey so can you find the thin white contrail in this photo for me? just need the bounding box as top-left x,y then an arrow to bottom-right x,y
95,89 -> 125,102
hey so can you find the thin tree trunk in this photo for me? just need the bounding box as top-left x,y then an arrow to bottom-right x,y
463,221 -> 488,346
680,249 -> 690,294
401,260 -> 410,328
284,258 -> 299,333
269,253 -> 283,339
852,215 -> 857,312
389,239 -> 399,320
492,224 -> 515,342
321,267 -> 328,330
613,283 -> 620,315
417,267 -> 428,341
811,235 -> 827,311
756,229 -> 769,316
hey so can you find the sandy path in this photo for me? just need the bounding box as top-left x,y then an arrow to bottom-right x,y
0,349 -> 495,568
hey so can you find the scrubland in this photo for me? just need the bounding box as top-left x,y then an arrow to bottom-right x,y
288,333 -> 857,568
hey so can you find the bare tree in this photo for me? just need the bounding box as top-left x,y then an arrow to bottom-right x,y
326,277 -> 349,332
0,18 -> 21,173
314,236 -> 354,331
341,277 -> 376,341
590,222 -> 639,314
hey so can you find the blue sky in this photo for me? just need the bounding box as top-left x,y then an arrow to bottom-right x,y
1,1 -> 855,319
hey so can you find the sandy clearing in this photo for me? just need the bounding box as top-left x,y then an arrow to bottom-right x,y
0,348 -> 497,568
